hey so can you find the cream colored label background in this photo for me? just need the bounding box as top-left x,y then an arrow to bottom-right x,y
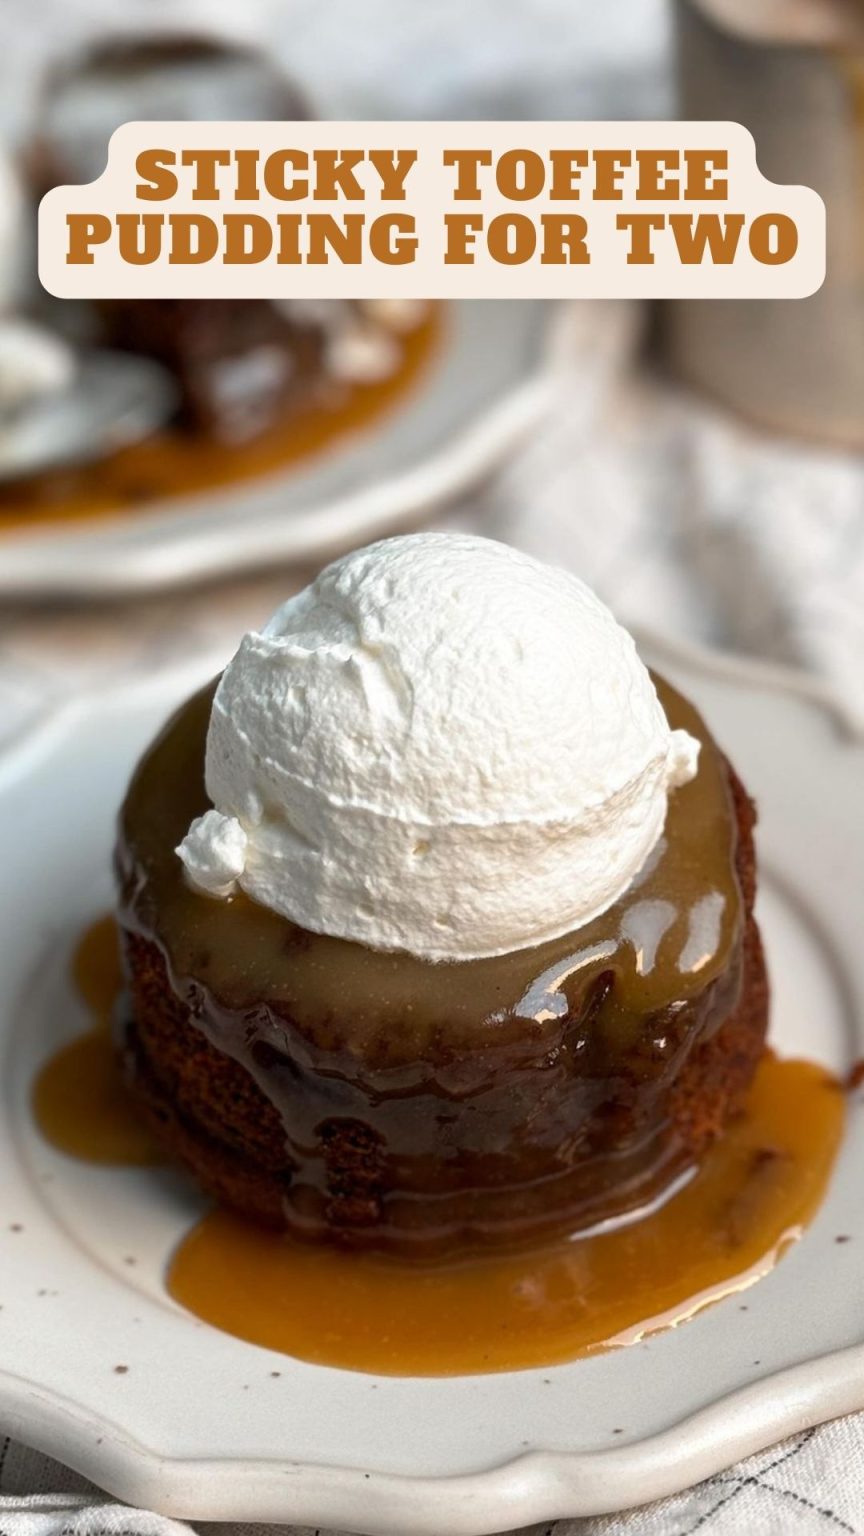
38,120 -> 826,300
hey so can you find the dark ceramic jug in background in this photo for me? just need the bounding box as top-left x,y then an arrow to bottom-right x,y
664,0 -> 864,448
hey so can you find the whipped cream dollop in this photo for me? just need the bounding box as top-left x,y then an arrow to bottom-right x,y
177,533 -> 700,961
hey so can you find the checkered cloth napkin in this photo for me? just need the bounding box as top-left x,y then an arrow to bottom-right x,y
2,1421 -> 864,1534
1,296 -> 864,1534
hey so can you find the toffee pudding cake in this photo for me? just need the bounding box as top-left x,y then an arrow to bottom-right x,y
116,534 -> 768,1258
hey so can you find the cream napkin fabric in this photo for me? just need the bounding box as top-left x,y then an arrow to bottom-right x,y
487,301 -> 864,737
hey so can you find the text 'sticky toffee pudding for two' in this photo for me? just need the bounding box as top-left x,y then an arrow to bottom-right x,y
115,533 -> 770,1274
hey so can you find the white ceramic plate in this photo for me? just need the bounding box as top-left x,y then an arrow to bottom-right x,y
0,638 -> 862,1534
0,301 -> 551,600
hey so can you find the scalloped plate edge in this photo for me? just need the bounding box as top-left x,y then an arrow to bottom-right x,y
2,1344 -> 864,1533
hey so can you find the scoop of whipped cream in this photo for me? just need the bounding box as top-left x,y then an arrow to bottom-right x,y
177,533 -> 699,961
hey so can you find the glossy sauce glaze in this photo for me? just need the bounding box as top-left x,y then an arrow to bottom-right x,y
168,1053 -> 844,1374
119,677 -> 739,1044
34,918 -> 845,1373
0,309 -> 440,533
115,675 -> 757,1252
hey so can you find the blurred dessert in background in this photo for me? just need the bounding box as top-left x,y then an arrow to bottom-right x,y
28,35 -> 431,442
0,140 -> 176,486
28,33 -> 314,191
0,32 -> 436,523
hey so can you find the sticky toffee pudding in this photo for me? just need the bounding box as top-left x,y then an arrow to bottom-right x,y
116,673 -> 767,1257
32,534 -> 848,1373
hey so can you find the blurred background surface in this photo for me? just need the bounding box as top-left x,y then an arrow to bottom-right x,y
0,0 -> 671,130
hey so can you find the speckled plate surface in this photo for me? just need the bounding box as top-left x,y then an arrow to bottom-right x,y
0,301 -> 551,600
0,637 -> 861,1534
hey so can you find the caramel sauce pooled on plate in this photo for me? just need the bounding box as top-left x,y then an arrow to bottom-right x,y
168,1053 -> 843,1374
33,916 -> 159,1165
35,914 -> 845,1374
0,309 -> 440,534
